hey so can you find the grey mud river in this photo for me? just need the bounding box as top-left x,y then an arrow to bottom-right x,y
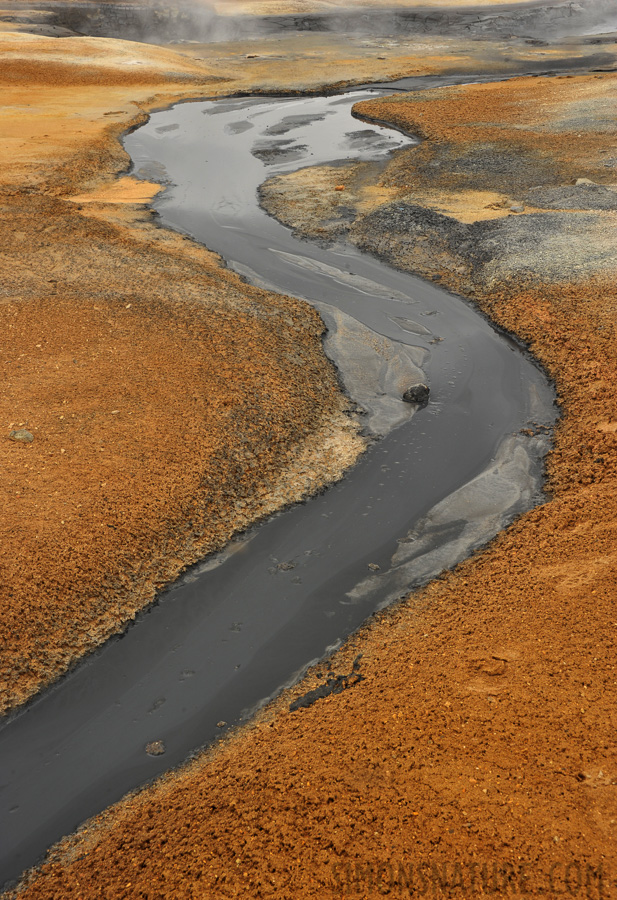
0,81 -> 556,887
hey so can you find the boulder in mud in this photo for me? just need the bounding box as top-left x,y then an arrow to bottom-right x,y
402,383 -> 430,405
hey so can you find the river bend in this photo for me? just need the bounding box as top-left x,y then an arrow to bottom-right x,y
0,82 -> 556,888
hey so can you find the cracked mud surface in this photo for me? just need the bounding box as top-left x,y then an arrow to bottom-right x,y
2,7 -> 617,899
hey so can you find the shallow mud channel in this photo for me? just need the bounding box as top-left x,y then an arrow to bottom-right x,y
0,82 -> 557,887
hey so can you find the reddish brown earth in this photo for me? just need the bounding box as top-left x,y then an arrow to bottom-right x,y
3,22 -> 617,900
5,6 -> 597,713
0,34 -> 365,713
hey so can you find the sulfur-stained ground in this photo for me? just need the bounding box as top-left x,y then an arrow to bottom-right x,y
2,5 -> 617,899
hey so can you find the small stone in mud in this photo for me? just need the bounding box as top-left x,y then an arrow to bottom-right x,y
145,740 -> 165,756
216,721 -> 227,728
276,561 -> 296,571
9,429 -> 34,443
368,563 -> 380,571
509,203 -> 525,213
402,384 -> 430,405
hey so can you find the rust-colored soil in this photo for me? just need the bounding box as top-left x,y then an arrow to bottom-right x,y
0,208 -> 364,711
0,34 -> 365,712
3,26 -> 617,900
3,14 -> 593,714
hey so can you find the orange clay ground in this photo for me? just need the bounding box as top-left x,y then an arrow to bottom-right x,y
5,10 -> 606,712
2,15 -> 617,900
0,32 -> 374,714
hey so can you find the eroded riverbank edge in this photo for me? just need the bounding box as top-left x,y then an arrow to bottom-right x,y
2,24 -> 617,900
6,11 -> 610,716
0,81 -> 558,889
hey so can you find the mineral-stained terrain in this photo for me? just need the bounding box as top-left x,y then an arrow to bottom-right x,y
2,3 -> 617,898
0,33 -> 368,713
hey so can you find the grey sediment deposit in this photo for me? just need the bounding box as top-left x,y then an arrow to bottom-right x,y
353,203 -> 617,287
313,300 -> 428,436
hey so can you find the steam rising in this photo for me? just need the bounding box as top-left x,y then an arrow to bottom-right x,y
53,0 -> 617,45
578,0 -> 617,36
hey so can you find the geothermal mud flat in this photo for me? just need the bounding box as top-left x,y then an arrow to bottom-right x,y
37,0 -> 617,44
3,3 -> 610,896
0,81 -> 556,888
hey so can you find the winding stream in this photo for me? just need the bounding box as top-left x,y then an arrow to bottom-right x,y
0,81 -> 556,887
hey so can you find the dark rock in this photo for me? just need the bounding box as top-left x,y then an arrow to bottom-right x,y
9,429 -> 34,443
402,383 -> 430,405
